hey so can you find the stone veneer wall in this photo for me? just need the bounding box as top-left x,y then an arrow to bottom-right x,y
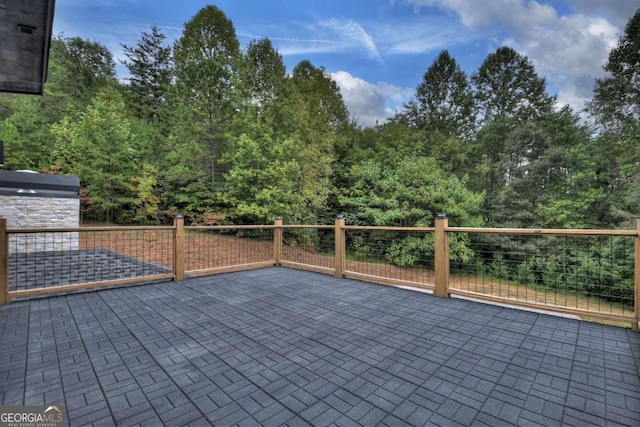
0,196 -> 80,254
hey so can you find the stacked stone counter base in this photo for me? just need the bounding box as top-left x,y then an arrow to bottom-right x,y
0,170 -> 81,254
3,196 -> 80,253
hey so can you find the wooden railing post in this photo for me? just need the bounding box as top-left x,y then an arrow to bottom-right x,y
174,215 -> 185,281
274,217 -> 283,265
434,213 -> 450,297
0,218 -> 8,304
634,217 -> 640,331
335,215 -> 345,277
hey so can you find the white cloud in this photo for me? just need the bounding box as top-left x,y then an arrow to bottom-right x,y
243,15 -> 475,63
331,71 -> 413,126
403,0 -> 634,113
352,13 -> 477,55
383,23 -> 474,54
272,40 -> 345,57
319,19 -> 382,62
554,78 -> 592,114
568,0 -> 640,27
236,19 -> 381,60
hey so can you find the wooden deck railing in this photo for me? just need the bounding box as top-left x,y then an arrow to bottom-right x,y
1,216 -> 638,330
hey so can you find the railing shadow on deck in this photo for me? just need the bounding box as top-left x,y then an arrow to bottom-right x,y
1,215 -> 638,330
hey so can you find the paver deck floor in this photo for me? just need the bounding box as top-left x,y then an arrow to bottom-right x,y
1,267 -> 639,426
8,249 -> 172,292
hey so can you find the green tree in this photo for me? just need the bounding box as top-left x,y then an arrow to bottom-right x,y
469,47 -> 557,223
51,88 -> 136,223
121,26 -> 173,122
130,164 -> 162,223
0,96 -> 55,170
160,101 -> 216,220
240,38 -> 287,127
403,50 -> 475,142
288,60 -> 349,222
588,9 -> 640,131
340,156 -> 483,265
587,9 -> 640,227
0,37 -> 109,171
472,46 -> 555,124
489,107 -> 599,228
57,36 -> 118,108
364,120 -> 425,162
290,60 -> 349,132
222,133 -> 304,223
341,157 -> 483,228
170,5 -> 241,191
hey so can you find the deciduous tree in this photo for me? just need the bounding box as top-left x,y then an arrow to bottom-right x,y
51,88 -> 136,223
170,5 -> 241,191
472,46 -> 555,124
403,50 -> 475,142
288,60 -> 349,222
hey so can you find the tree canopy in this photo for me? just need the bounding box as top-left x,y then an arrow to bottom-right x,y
1,5 -> 639,234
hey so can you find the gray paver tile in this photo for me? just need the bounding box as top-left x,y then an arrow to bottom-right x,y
311,407 -> 343,426
453,404 -> 478,425
333,414 -> 361,427
498,401 -> 522,424
324,393 -> 357,413
280,395 -> 309,414
299,400 -> 331,422
162,403 -> 204,425
69,407 -> 115,426
519,409 -> 558,426
185,416 -> 211,426
0,268 -> 638,427
345,400 -> 375,422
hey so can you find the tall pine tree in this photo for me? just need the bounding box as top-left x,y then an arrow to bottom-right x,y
121,26 -> 173,122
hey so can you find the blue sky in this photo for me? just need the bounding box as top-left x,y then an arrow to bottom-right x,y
53,0 -> 640,126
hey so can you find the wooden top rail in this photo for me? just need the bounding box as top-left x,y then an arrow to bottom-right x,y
7,224 -> 636,236
447,227 -> 638,237
186,225 -> 274,230
281,225 -> 334,229
7,226 -> 176,233
344,226 -> 435,232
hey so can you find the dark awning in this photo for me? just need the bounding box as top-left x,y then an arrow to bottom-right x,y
0,0 -> 56,95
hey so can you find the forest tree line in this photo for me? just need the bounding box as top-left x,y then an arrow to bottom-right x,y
1,5 -> 640,233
